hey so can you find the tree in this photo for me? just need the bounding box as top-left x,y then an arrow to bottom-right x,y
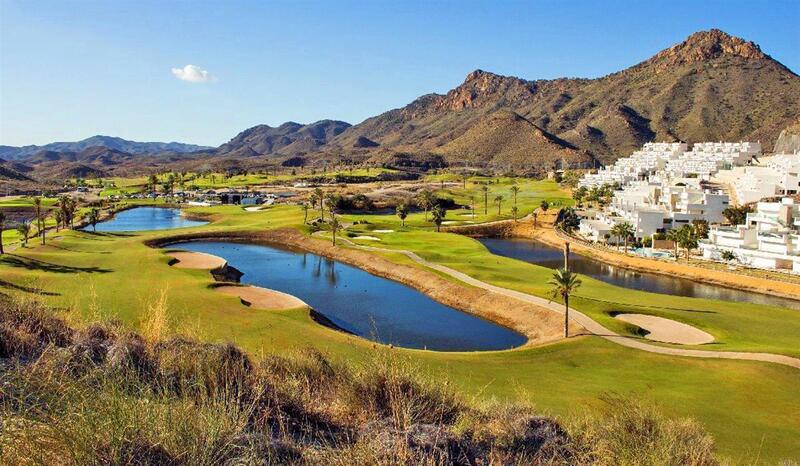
88,208 -> 100,232
314,187 -> 325,221
691,219 -> 710,239
58,196 -> 76,230
612,222 -> 635,253
721,250 -> 737,262
539,200 -> 550,213
329,214 -> 340,246
301,203 -> 309,224
572,186 -> 587,206
557,207 -> 580,232
308,192 -> 320,220
678,225 -> 699,261
533,211 -> 539,229
469,195 -> 476,219
0,211 -> 5,254
415,190 -> 435,221
148,174 -> 159,195
17,221 -> 31,246
396,203 -> 409,227
666,228 -> 681,260
431,204 -> 446,232
722,205 -> 751,226
481,184 -> 489,215
494,194 -> 504,215
34,197 -> 45,245
511,206 -> 519,222
510,185 -> 520,212
54,210 -> 63,232
548,268 -> 581,338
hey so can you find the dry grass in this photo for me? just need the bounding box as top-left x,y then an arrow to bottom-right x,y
0,296 -> 722,465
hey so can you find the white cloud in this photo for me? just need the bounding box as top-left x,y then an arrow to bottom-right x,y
171,64 -> 215,83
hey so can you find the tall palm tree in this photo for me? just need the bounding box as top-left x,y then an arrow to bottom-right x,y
396,203 -> 408,227
678,225 -> 698,261
329,214 -> 340,246
0,211 -> 5,254
618,222 -> 635,254
54,210 -> 63,232
511,185 -> 519,215
469,195 -> 476,219
539,199 -> 549,213
511,206 -> 519,222
415,190 -> 434,221
533,211 -> 539,229
548,268 -> 582,338
34,197 -> 44,245
301,203 -> 309,224
481,184 -> 489,215
431,204 -> 446,232
313,187 -> 325,221
88,208 -> 100,232
494,194 -> 504,215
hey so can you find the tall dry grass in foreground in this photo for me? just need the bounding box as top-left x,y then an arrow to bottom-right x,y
0,296 -> 719,465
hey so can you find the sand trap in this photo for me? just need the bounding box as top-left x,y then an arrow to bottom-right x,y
168,251 -> 227,269
354,235 -> 381,241
616,314 -> 714,345
373,229 -> 394,233
216,285 -> 307,310
459,213 -> 477,217
442,221 -> 461,225
244,206 -> 262,212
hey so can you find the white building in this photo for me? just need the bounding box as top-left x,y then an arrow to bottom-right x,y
701,198 -> 800,272
726,152 -> 800,205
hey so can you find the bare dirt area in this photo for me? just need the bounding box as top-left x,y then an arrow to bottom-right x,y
216,285 -> 307,310
615,313 -> 715,345
168,251 -> 227,269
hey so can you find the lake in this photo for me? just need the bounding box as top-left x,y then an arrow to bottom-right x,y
173,241 -> 527,351
478,237 -> 800,310
92,207 -> 207,232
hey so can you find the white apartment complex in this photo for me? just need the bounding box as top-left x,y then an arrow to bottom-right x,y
717,151 -> 800,205
701,198 -> 800,272
579,142 -> 686,188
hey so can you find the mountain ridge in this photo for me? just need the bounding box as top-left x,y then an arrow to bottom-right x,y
0,135 -> 212,160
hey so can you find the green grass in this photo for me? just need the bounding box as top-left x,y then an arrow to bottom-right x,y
1,184 -> 799,462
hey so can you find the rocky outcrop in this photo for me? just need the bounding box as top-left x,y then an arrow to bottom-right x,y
774,119 -> 800,154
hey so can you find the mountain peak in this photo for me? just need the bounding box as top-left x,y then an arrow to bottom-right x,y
648,29 -> 767,69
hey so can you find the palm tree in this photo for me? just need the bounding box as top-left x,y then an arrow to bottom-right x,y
431,204 -> 446,232
678,225 -> 698,261
494,194 -> 504,215
396,203 -> 409,227
617,222 -> 635,253
548,268 -> 581,338
88,208 -> 100,232
34,197 -> 45,245
301,203 -> 309,224
17,221 -> 31,247
510,185 -> 520,213
0,211 -> 5,254
533,211 -> 539,229
511,206 -> 519,221
666,228 -> 681,260
415,190 -> 434,221
54,210 -> 63,232
469,195 -> 476,219
329,214 -> 340,246
481,184 -> 489,215
314,187 -> 325,221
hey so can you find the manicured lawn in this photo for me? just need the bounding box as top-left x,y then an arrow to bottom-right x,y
1,188 -> 799,462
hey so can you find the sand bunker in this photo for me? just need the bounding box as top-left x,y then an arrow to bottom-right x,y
442,221 -> 461,225
244,206 -> 262,212
373,229 -> 394,233
216,285 -> 307,310
168,251 -> 227,269
616,314 -> 714,345
354,235 -> 381,241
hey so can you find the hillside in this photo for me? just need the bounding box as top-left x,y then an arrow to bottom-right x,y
0,135 -> 211,159
216,120 -> 351,157
328,29 -> 800,164
774,118 -> 800,154
435,110 -> 595,171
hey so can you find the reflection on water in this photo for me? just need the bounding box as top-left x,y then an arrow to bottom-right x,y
479,237 -> 800,310
93,207 -> 207,232
174,241 -> 527,351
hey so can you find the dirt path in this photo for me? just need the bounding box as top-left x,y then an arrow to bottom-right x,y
336,235 -> 800,370
216,285 -> 307,310
615,314 -> 715,345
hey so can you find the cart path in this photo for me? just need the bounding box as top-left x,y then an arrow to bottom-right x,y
330,234 -> 800,369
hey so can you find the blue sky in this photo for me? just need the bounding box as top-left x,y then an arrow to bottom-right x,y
1,0 -> 798,147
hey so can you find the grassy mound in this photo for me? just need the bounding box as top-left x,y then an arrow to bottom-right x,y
0,297 -> 718,465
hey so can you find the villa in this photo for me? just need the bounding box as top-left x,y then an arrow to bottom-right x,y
701,197 -> 800,272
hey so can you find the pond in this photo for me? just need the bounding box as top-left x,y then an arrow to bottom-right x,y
92,207 -> 207,232
174,241 -> 527,351
478,237 -> 800,310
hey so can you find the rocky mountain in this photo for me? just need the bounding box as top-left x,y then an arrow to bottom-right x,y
774,118 -> 800,154
216,120 -> 351,157
327,29 -> 800,166
435,110 -> 595,171
0,135 -> 211,160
